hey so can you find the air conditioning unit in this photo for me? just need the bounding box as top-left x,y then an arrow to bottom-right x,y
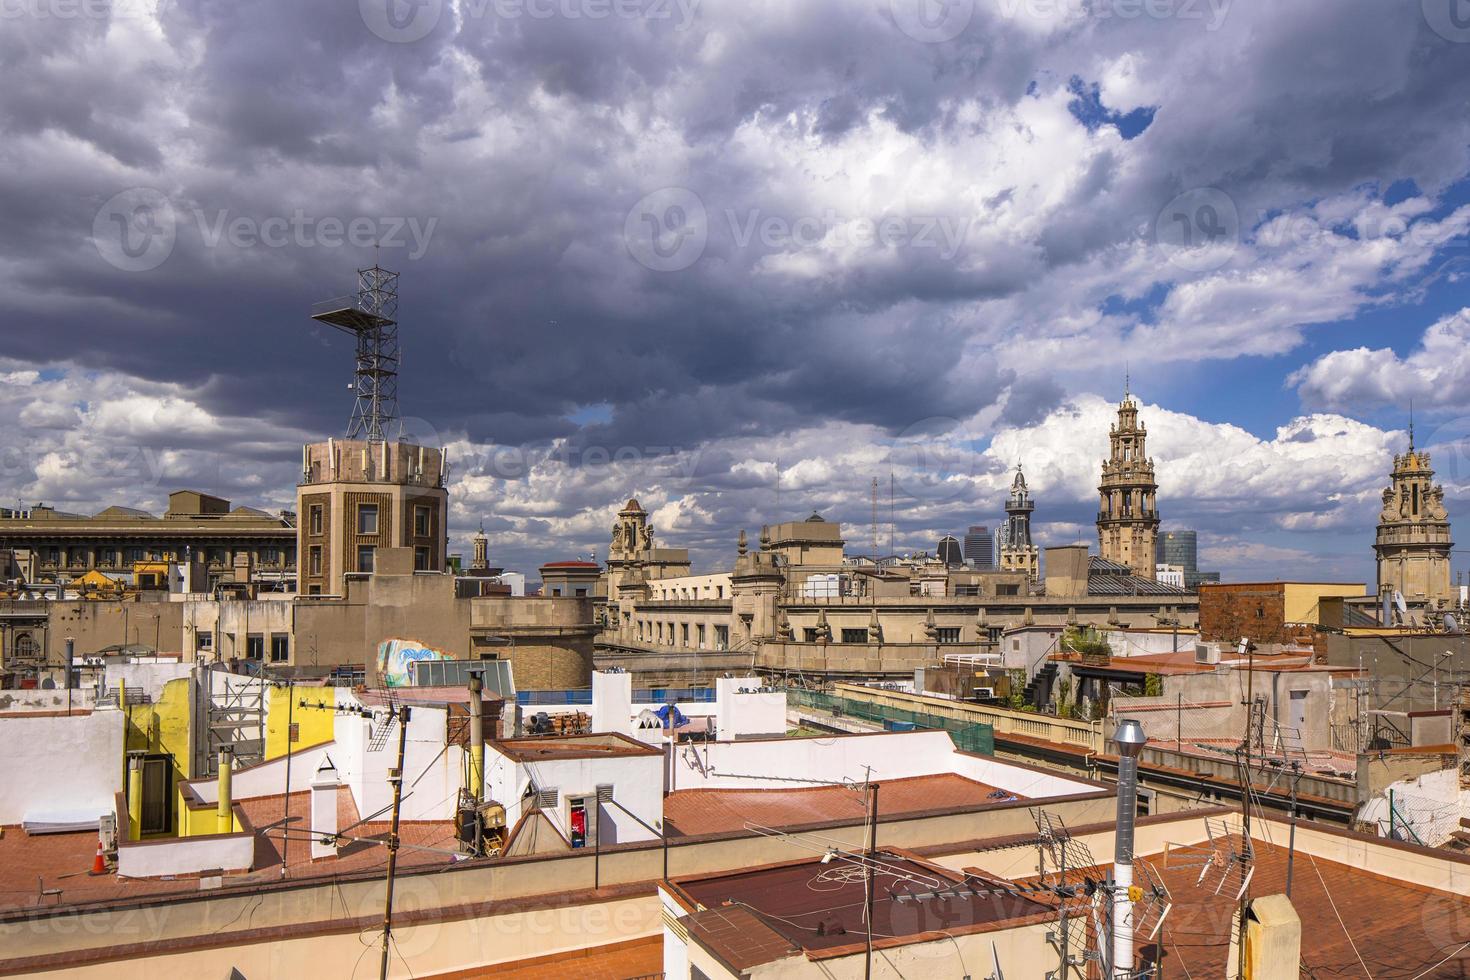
973,686 -> 997,699
1195,642 -> 1221,665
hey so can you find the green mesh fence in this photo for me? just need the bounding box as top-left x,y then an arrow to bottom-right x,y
785,688 -> 995,755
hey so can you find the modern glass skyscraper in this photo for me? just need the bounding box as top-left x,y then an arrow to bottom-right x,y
962,525 -> 994,568
937,534 -> 963,567
1155,530 -> 1197,572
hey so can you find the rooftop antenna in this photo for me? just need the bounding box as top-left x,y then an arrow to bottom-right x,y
1409,398 -> 1416,452
871,478 -> 879,555
888,472 -> 895,555
310,257 -> 402,442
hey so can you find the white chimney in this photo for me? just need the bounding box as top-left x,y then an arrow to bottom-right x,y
310,754 -> 341,861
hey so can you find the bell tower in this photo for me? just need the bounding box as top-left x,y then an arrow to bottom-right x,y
1097,388 -> 1160,579
998,463 -> 1040,580
1374,424 -> 1453,606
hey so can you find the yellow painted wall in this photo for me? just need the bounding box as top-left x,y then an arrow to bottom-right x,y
264,684 -> 336,759
123,676 -> 194,835
1283,583 -> 1366,624
176,792 -> 240,837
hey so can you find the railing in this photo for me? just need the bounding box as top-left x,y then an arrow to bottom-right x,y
833,683 -> 1104,753
785,687 -> 995,755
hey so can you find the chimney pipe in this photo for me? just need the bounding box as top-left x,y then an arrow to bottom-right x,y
217,746 -> 234,834
468,675 -> 485,803
1112,718 -> 1147,977
126,755 -> 143,841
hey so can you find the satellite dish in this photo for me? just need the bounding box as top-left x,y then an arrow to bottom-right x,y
1395,590 -> 1408,616
1445,614 -> 1459,633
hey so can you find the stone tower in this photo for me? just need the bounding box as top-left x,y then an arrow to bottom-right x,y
1375,428 -> 1453,606
470,523 -> 489,571
1097,391 -> 1160,579
998,463 -> 1040,580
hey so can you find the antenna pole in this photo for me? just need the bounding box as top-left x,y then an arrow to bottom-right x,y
1235,640 -> 1255,980
864,781 -> 880,980
379,705 -> 410,980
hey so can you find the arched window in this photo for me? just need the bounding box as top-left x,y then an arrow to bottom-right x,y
13,632 -> 38,660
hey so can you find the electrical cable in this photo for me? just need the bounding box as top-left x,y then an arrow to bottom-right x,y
1307,853 -> 1372,978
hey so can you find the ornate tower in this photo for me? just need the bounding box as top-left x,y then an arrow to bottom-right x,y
470,523 -> 489,571
998,464 -> 1040,580
1097,391 -> 1160,579
1375,427 -> 1453,606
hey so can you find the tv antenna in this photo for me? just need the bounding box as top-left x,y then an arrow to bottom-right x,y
310,262 -> 402,441
297,693 -> 411,980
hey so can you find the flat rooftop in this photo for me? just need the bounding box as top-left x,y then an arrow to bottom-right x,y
1147,838 -> 1470,975
489,732 -> 661,762
663,773 -> 1023,837
0,787 -> 458,913
671,855 -> 1052,969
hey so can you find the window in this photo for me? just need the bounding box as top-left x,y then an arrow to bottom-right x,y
205,547 -> 222,565
996,583 -> 1020,597
270,634 -> 289,663
309,546 -> 322,575
357,545 -> 375,573
246,634 -> 264,659
309,504 -> 323,535
955,584 -> 980,596
414,546 -> 430,571
196,632 -> 212,651
935,627 -> 962,644
841,628 -> 868,644
575,587 -> 587,597
697,623 -> 706,648
414,505 -> 430,537
12,632 -> 38,660
97,548 -> 116,568
262,547 -> 279,564
357,503 -> 378,535
714,625 -> 729,650
716,585 -> 723,598
681,623 -> 690,645
308,584 -> 321,596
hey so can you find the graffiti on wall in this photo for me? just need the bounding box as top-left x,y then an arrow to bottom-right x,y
376,637 -> 452,688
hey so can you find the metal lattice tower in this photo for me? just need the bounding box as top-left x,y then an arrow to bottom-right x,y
310,265 -> 401,441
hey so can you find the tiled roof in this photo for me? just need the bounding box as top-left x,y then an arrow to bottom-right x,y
663,773 -> 1022,837
674,855 -> 1051,967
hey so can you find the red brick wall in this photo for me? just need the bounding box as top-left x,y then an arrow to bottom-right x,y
1198,584 -> 1288,644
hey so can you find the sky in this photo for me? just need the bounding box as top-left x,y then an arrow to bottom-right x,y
3,0 -> 1470,584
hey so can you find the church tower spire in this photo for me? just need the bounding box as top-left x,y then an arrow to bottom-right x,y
1375,433 -> 1453,606
1097,390 -> 1161,579
998,462 -> 1040,580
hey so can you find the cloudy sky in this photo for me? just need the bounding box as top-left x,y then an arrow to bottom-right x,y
4,0 -> 1470,583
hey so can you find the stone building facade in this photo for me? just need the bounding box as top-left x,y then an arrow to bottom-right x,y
296,439 -> 448,596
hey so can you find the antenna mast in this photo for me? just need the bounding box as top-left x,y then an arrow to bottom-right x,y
871,478 -> 879,555
310,263 -> 402,441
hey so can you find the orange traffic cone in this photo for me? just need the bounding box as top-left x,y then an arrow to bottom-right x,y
88,838 -> 106,876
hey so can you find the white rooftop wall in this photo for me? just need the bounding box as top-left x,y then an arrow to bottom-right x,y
0,709 -> 124,827
714,676 -> 786,739
667,730 -> 1099,799
591,670 -> 634,736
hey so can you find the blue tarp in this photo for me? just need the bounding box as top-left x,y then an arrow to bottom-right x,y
655,703 -> 689,728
